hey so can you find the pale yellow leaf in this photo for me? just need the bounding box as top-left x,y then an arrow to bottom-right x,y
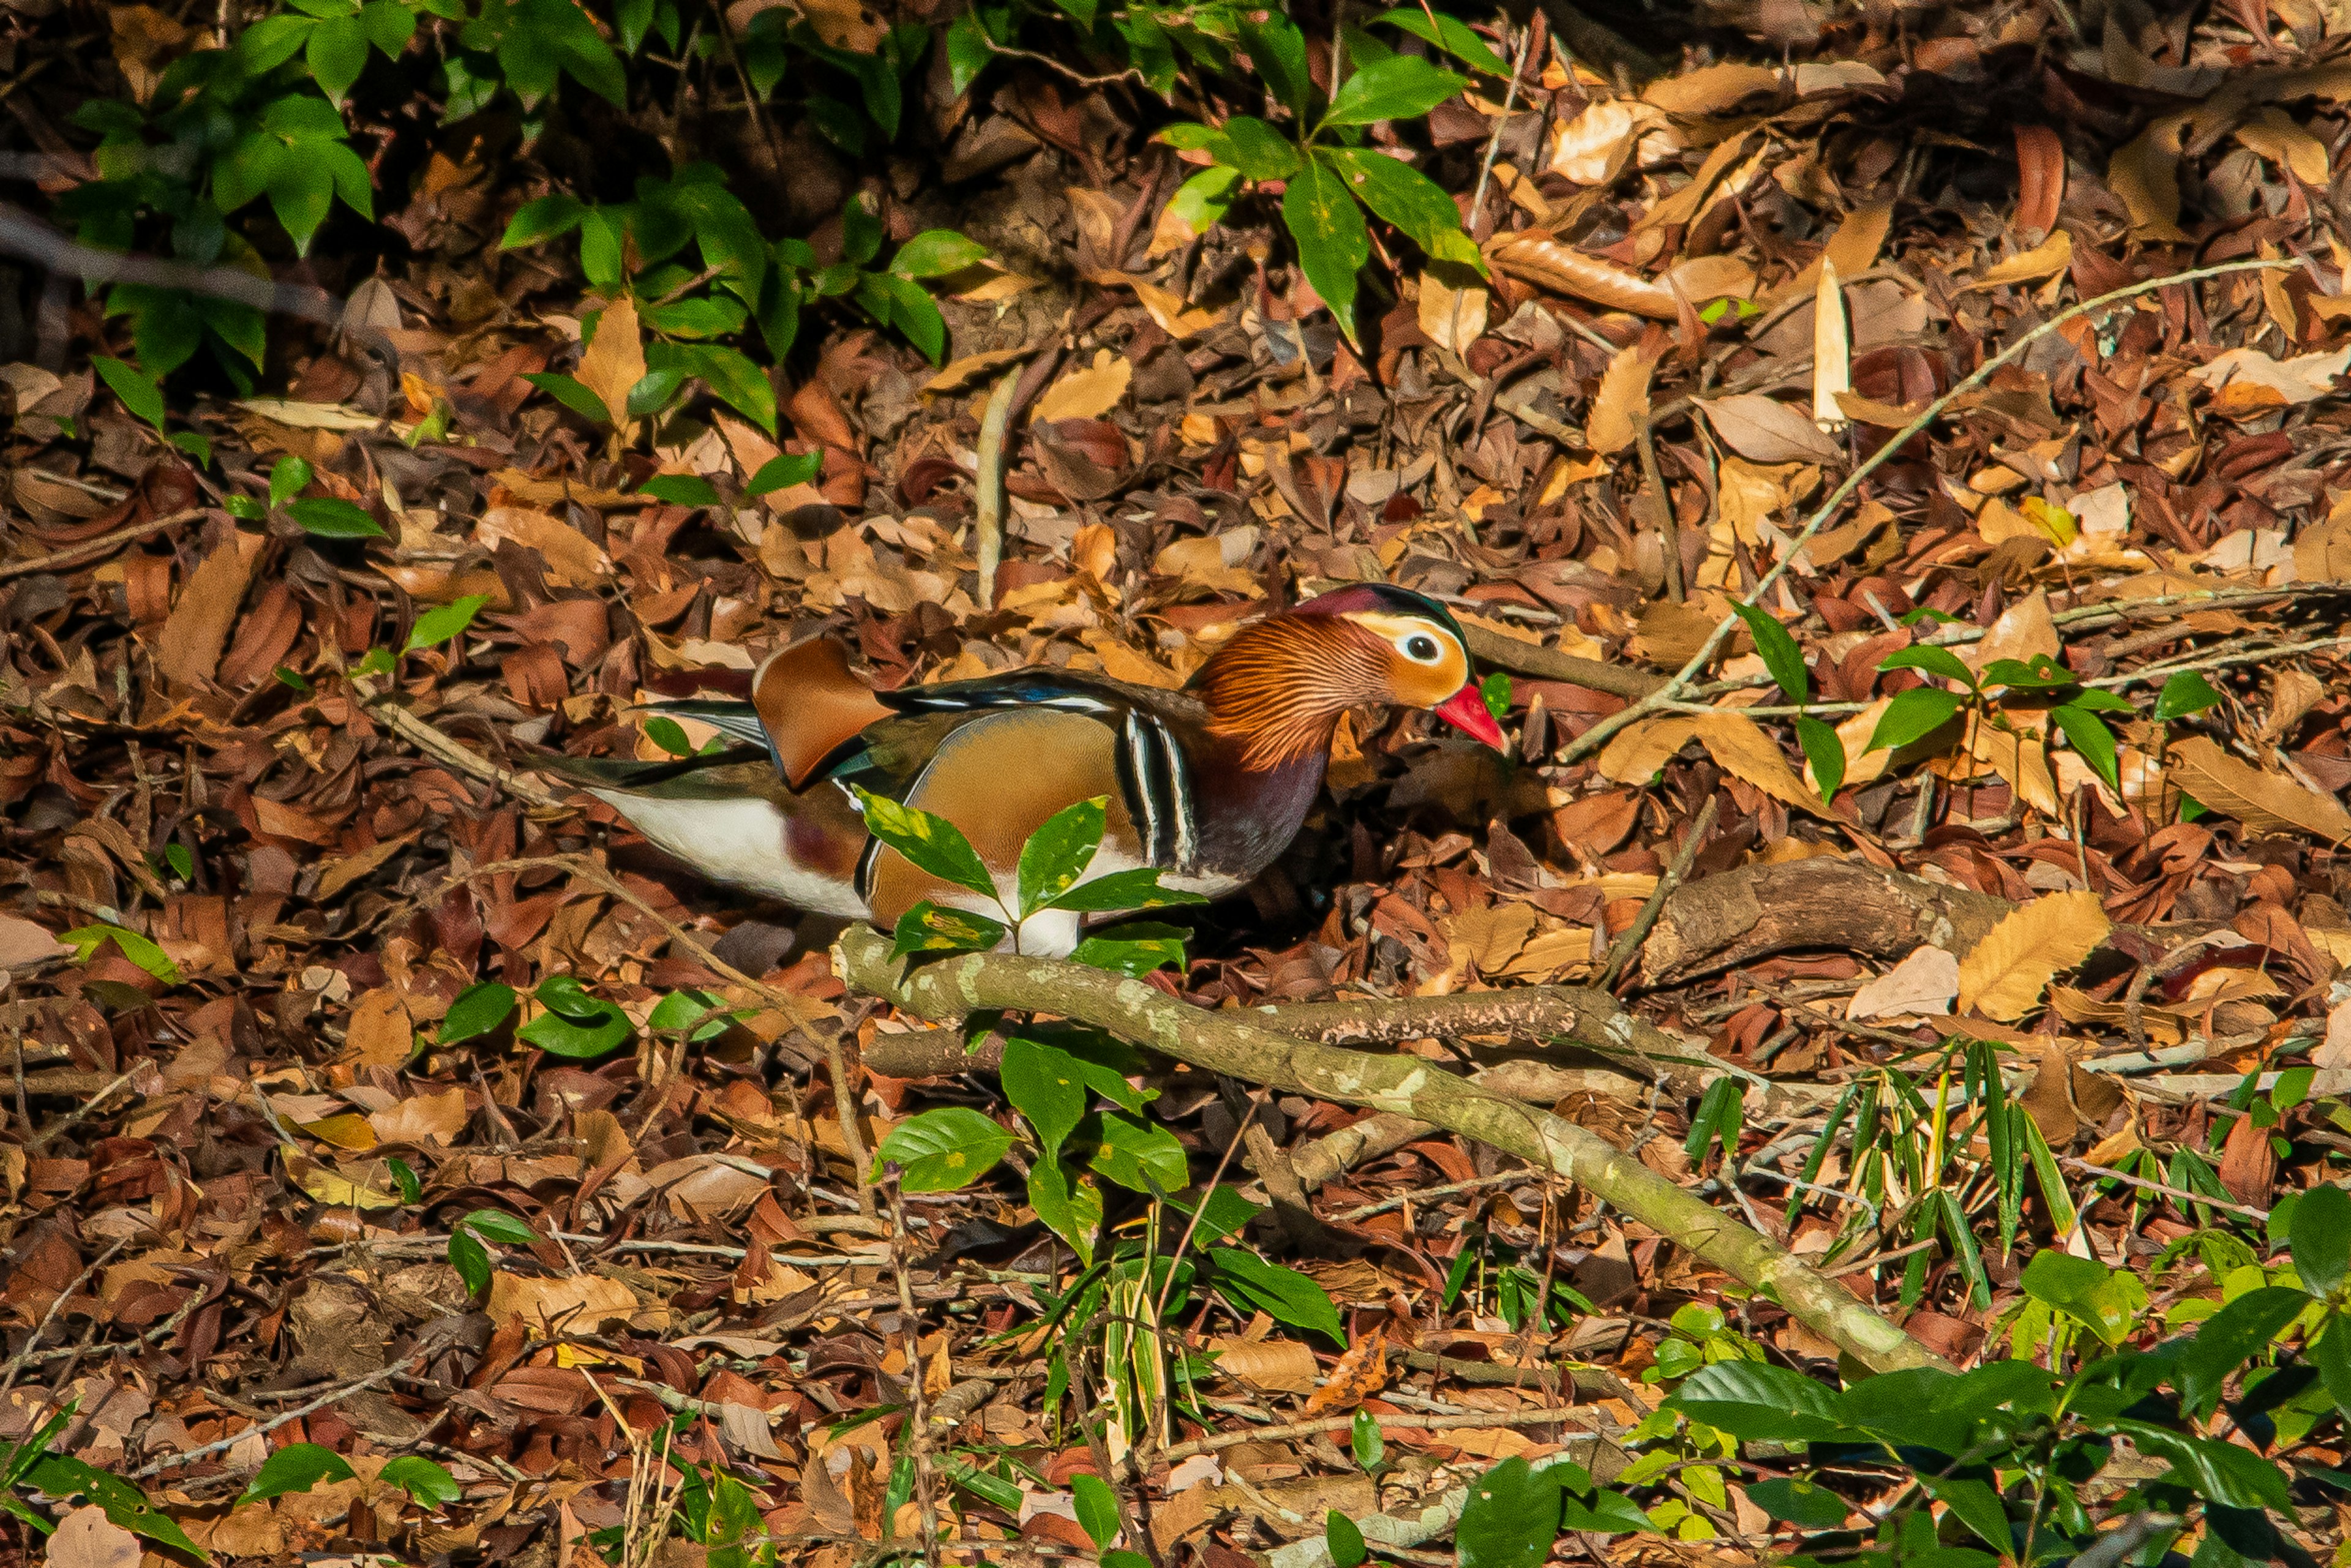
576,296 -> 647,428
1419,264 -> 1488,355
1031,350 -> 1132,423
486,1271 -> 640,1334
1588,343 -> 1655,456
1957,889 -> 2109,1021
284,1151 -> 402,1209
1963,229 -> 2074,291
2168,736 -> 2351,844
1695,710 -> 1834,817
1963,709 -> 2063,819
1812,259 -> 1850,430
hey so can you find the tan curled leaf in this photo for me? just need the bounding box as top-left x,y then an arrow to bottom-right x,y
1695,710 -> 1834,817
155,534 -> 260,688
2169,735 -> 2351,844
1962,710 -> 2063,819
1641,61 -> 1780,114
1957,889 -> 2109,1021
1599,716 -> 1701,784
1488,233 -> 1678,318
1848,945 -> 1959,1021
0,913 -> 69,968
2109,117 -> 2189,242
1548,99 -> 1641,184
1969,588 -> 2061,673
370,1085 -> 469,1146
1588,343 -> 1657,455
1208,1337 -> 1318,1394
343,986 -> 414,1070
1812,260 -> 1850,431
476,506 -> 613,587
576,296 -> 647,427
1419,263 -> 1488,355
1031,349 -> 1132,422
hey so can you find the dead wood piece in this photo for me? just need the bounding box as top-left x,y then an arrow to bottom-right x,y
1257,986 -> 1711,1092
1643,858 -> 2014,983
1461,625 -> 1667,701
836,926 -> 1946,1376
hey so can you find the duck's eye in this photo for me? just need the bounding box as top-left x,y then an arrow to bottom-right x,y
1404,634 -> 1441,662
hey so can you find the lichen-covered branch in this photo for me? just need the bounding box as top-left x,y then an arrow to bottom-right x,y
834,926 -> 1947,1376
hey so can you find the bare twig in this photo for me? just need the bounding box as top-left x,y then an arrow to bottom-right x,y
1,508 -> 206,581
132,1354 -> 421,1477
1602,794 -> 1717,986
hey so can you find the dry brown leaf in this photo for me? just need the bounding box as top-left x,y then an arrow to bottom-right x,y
343,986 -> 414,1070
154,534 -> 258,688
0,914 -> 67,968
487,1272 -> 640,1334
1548,100 -> 1644,184
1588,343 -> 1656,455
922,347 -> 1030,395
576,296 -> 647,429
1302,1328 -> 1388,1416
2169,736 -> 2351,844
2109,117 -> 2189,242
476,506 -> 613,587
284,1151 -> 402,1209
47,1506 -> 142,1568
1812,260 -> 1850,432
1699,394 -> 1842,463
1970,589 -> 2061,672
1642,61 -> 1780,114
1599,716 -> 1701,783
1963,230 -> 2074,291
1419,264 -> 1488,355
1032,350 -> 1132,422
1956,890 -> 2109,1021
2233,107 -> 2330,184
1209,1337 -> 1318,1394
1488,234 -> 1678,319
370,1086 -> 469,1146
1848,946 -> 1959,1021
1962,710 -> 2063,819
1695,711 -> 1833,817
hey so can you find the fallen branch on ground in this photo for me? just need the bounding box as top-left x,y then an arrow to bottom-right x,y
833,925 -> 1948,1376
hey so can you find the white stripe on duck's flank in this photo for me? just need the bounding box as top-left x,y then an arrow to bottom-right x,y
587,789 -> 871,919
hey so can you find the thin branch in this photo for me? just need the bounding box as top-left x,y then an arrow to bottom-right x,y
1,508 -> 206,581
834,926 -> 1946,1376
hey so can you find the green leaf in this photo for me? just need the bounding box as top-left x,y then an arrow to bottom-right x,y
448,1227 -> 490,1295
522,371 -> 615,427
2311,1317 -> 2351,1414
1317,146 -> 1480,268
891,901 -> 1010,958
1071,1472 -> 1120,1548
1235,9 -> 1313,118
242,1442 -> 355,1503
748,451 -> 823,495
2292,1182 -> 2349,1295
853,787 -> 999,901
60,923 -> 180,985
1000,1035 -> 1092,1156
1867,686 -> 1965,752
2175,1288 -> 2308,1417
1351,1408 -> 1384,1470
2115,1421 -> 2291,1512
438,981 -> 516,1045
2156,669 -> 2224,721
404,594 -> 489,655
1795,715 -> 1845,801
456,1207 -> 540,1245
1559,1488 -> 1652,1535
873,1106 -> 1014,1193
2052,703 -> 2122,793
1981,655 -> 2077,691
1086,1109 -> 1188,1194
647,987 -> 739,1040
669,342 -> 778,434
637,474 -> 721,508
93,355 -> 165,429
943,12 -> 994,97
1017,797 -> 1107,918
1284,156 -> 1370,345
1730,602 -> 1810,705
386,1156 -> 421,1204
164,842 -> 194,881
1878,643 -> 1978,686
26,1456 -> 208,1559
624,368 -> 688,419
1667,1361 -> 1849,1441
1166,165 -> 1241,234
378,1455 -> 462,1505
1207,1247 -> 1343,1342
285,497 -> 386,539
1745,1478 -> 1847,1528
270,454 -> 314,509
1374,6 -> 1510,73
1219,115 -> 1300,181
2019,1250 -> 2143,1348
1322,53 -> 1464,127
1070,921 -> 1190,977
1027,1157 -> 1102,1266
517,983 -> 632,1057
169,430 -> 214,468
1326,1509 -> 1367,1568
892,229 -> 988,279
1045,868 -> 1209,913
1455,1457 -> 1564,1568
307,13 -> 370,103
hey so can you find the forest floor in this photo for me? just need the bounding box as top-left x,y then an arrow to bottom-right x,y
4,0 -> 2351,1565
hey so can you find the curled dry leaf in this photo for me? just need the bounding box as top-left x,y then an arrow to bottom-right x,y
1956,889 -> 2109,1022
1695,710 -> 1835,818
2167,735 -> 2351,844
1549,99 -> 1643,184
2013,124 -> 2066,238
1700,393 -> 1845,463
575,296 -> 647,430
1488,233 -> 1679,318
1207,1336 -> 1319,1394
1419,263 -> 1488,355
1963,229 -> 2074,291
1588,343 -> 1657,455
486,1270 -> 640,1334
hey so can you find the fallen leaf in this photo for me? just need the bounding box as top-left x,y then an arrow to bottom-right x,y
1699,394 -> 1843,463
2168,736 -> 2351,844
154,535 -> 258,688
486,1271 -> 640,1334
0,914 -> 67,968
1032,350 -> 1133,423
1956,890 -> 2109,1021
476,506 -> 613,587
576,296 -> 648,429
47,1506 -> 141,1568
1598,716 -> 1701,783
1963,230 -> 2074,291
1302,1328 -> 1388,1416
1848,945 -> 1960,1021
1207,1337 -> 1318,1394
1695,710 -> 1833,817
1419,264 -> 1488,355
1588,343 -> 1656,455
370,1086 -> 469,1145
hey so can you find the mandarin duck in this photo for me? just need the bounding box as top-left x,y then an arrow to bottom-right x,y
536,583 -> 1504,955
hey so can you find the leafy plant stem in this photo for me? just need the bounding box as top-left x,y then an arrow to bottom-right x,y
1559,254 -> 2301,768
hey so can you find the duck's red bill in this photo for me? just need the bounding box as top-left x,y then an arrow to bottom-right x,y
1434,686 -> 1507,749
